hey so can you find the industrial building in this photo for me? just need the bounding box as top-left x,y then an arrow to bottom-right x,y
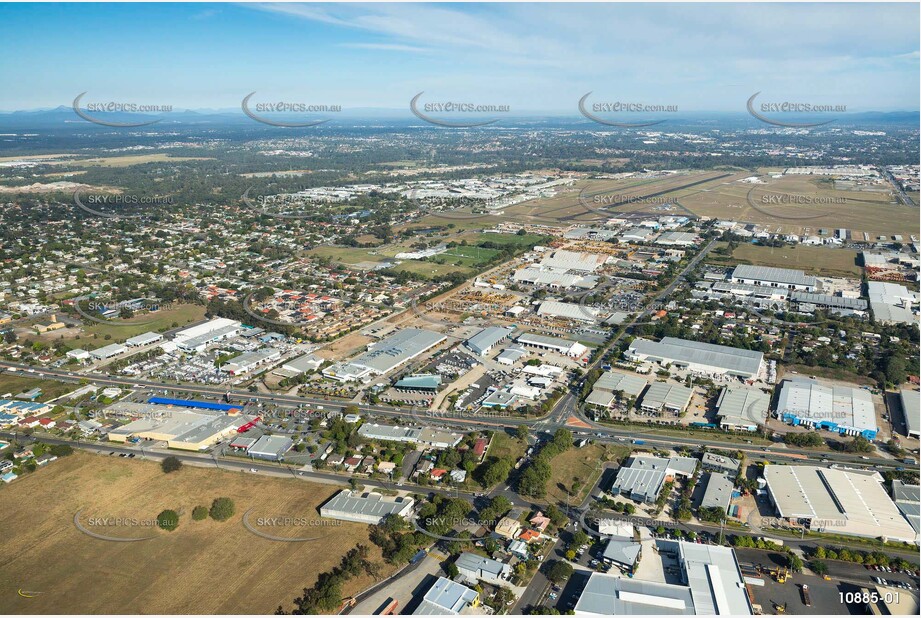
697,472 -> 734,512
585,371 -> 648,408
319,490 -> 415,525
609,456 -> 697,503
89,343 -> 127,360
276,353 -> 324,377
412,577 -> 479,615
393,374 -> 442,392
601,537 -> 642,571
512,267 -> 598,290
538,249 -> 609,273
730,264 -> 817,292
537,300 -> 598,323
248,434 -> 293,461
639,382 -> 694,415
626,337 -> 764,380
221,348 -> 282,375
714,386 -> 770,432
891,481 -> 920,541
464,326 -> 514,356
763,465 -> 917,543
173,317 -> 242,352
900,389 -> 920,438
108,406 -> 249,451
357,423 -> 462,448
125,331 -> 163,347
574,542 -> 752,615
515,332 -> 588,358
776,378 -> 878,439
701,453 -> 741,479
323,328 -> 446,382
867,281 -> 919,326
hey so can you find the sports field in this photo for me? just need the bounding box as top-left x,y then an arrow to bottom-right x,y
0,453 -> 390,614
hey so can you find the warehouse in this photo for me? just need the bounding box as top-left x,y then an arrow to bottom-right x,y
575,542 -> 752,615
319,490 -> 415,525
455,552 -> 512,587
763,465 -> 916,543
538,249 -> 608,273
789,291 -> 868,312
496,346 -> 527,365
108,407 -> 249,451
639,382 -> 693,415
356,423 -> 462,448
701,453 -> 741,479
173,317 -> 242,352
412,577 -> 479,615
90,343 -> 127,360
276,353 -> 323,377
125,331 -> 163,347
537,300 -> 598,323
626,337 -> 764,379
221,347 -> 282,375
511,267 -> 598,290
730,264 -> 817,291
609,456 -> 697,503
697,472 -> 733,512
515,332 -> 588,358
900,389 -> 920,438
654,231 -> 698,247
394,374 -> 442,392
600,537 -> 642,571
776,378 -> 877,439
465,326 -> 514,356
868,281 -> 919,326
248,434 -> 293,461
323,328 -> 446,382
714,386 -> 770,432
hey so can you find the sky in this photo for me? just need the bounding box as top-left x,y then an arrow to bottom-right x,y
0,2 -> 918,113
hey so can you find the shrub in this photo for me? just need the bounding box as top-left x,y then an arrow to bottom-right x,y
161,456 -> 182,474
209,497 -> 235,521
157,509 -> 179,532
192,506 -> 208,521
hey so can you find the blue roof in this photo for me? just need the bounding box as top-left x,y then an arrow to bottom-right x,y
147,397 -> 239,411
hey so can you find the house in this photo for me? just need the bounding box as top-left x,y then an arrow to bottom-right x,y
18,416 -> 40,428
519,529 -> 541,543
35,453 -> 57,466
529,511 -> 551,532
449,469 -> 467,483
455,552 -> 512,587
495,516 -> 522,539
344,456 -> 362,471
378,461 -> 397,475
508,539 -> 530,559
431,468 -> 448,481
327,453 -> 345,466
38,418 -> 56,429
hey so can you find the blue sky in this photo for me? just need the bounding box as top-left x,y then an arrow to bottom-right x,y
0,2 -> 918,112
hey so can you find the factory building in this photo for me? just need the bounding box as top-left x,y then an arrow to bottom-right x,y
536,300 -> 599,323
323,328 -> 446,382
730,264 -> 817,292
776,378 -> 878,439
464,326 -> 514,356
319,490 -> 415,525
626,337 -> 764,380
714,386 -> 770,432
173,317 -> 242,352
515,332 -> 589,358
221,348 -> 282,375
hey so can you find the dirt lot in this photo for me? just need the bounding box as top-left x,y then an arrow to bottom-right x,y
0,453 -> 391,614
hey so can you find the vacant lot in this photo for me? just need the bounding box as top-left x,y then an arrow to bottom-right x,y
486,431 -> 527,463
58,303 -> 206,349
0,376 -> 80,403
710,243 -> 862,278
545,443 -> 630,505
0,453 -> 389,614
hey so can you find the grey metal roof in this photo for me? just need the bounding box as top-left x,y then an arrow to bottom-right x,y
629,337 -> 764,377
353,328 -> 446,374
455,552 -> 508,579
732,264 -> 816,288
790,291 -> 867,310
601,538 -> 642,566
248,434 -> 293,457
715,386 -> 770,427
413,577 -> 478,615
465,326 -> 513,354
320,490 -> 413,518
698,472 -> 734,511
701,452 -> 741,474
125,331 -> 162,346
594,371 -> 648,398
574,573 -> 695,615
678,541 -> 753,616
900,389 -> 921,436
611,463 -> 667,503
640,382 -> 693,411
357,423 -> 422,442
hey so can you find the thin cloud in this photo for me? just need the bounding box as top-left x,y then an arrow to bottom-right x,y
339,42 -> 430,53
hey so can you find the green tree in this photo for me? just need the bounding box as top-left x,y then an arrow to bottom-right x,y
209,497 -> 236,521
516,425 -> 530,441
161,456 -> 182,473
192,505 -> 208,521
545,560 -> 574,584
157,509 -> 179,531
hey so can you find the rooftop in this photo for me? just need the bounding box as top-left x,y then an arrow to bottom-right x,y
732,264 -> 817,288
628,337 -> 764,377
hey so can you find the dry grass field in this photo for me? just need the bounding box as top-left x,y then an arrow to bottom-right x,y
0,453 -> 391,615
678,174 -> 918,238
709,242 -> 862,278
